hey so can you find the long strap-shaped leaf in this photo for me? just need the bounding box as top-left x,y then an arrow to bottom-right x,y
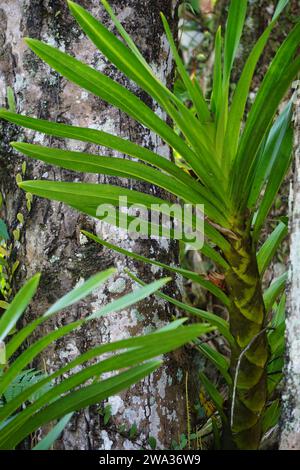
18,178 -> 230,252
224,21 -> 276,168
0,325 -> 212,447
223,0 -> 294,165
25,38 -> 223,192
82,230 -> 230,306
231,21 -> 300,210
160,12 -> 210,122
253,124 -> 293,239
264,272 -> 287,312
17,180 -> 209,240
257,221 -> 288,276
32,413 -> 74,450
67,2 -> 226,192
0,274 -> 40,342
74,203 -> 229,267
223,0 -> 248,87
70,1 -> 211,128
5,269 -> 116,359
0,110 -> 218,206
12,142 -> 228,226
0,362 -> 160,449
216,0 -> 247,157
211,27 -> 222,119
125,269 -> 233,345
248,102 -> 292,210
100,0 -> 151,69
68,1 -> 172,107
0,323 -> 208,425
0,277 -> 170,395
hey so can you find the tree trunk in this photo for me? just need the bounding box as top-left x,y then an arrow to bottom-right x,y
279,82 -> 300,450
0,0 -> 195,450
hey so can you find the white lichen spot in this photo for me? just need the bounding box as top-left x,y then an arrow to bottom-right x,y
58,341 -> 80,361
79,232 -> 88,245
108,277 -> 126,294
80,90 -> 89,100
99,430 -> 113,450
131,308 -> 144,322
49,255 -> 60,264
108,395 -> 124,415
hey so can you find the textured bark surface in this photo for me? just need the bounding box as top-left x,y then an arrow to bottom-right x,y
279,84 -> 300,450
0,0 -> 195,450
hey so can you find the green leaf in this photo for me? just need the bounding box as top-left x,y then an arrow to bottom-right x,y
44,268 -> 116,317
232,21 -> 300,209
124,269 -> 233,345
195,341 -> 231,384
17,178 -> 230,254
268,320 -> 285,357
0,324 -> 212,447
148,436 -> 157,450
224,21 -> 276,165
0,274 -> 40,342
0,324 -> 209,425
0,219 -> 9,241
248,102 -> 293,212
199,371 -> 225,419
257,221 -> 288,276
273,0 -> 290,20
223,0 -> 247,86
18,179 -> 226,251
262,400 -> 280,434
32,413 -> 74,450
24,38 -> 221,190
271,294 -> 286,329
264,272 -> 287,312
12,142 -> 227,225
18,179 -> 168,211
5,269 -> 115,359
2,277 -> 170,393
0,362 -> 160,449
160,12 -> 210,122
87,277 -> 171,320
68,2 -> 173,109
253,123 -> 293,239
0,321 -> 82,397
6,87 -> 16,113
100,0 -> 150,69
0,110 -> 210,203
211,27 -> 222,118
70,0 -> 205,151
82,231 -> 230,307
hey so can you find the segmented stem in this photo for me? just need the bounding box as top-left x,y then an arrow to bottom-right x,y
224,221 -> 269,449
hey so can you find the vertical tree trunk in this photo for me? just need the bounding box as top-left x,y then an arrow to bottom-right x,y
279,82 -> 300,450
0,0 -> 194,450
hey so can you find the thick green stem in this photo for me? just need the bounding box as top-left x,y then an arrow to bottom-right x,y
224,223 -> 269,450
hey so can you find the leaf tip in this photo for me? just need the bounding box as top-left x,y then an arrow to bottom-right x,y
10,141 -> 19,149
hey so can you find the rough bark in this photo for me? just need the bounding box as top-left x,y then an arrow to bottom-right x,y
279,83 -> 300,450
0,0 -> 195,450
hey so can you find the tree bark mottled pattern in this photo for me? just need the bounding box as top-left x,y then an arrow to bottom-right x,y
0,0 -> 196,450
